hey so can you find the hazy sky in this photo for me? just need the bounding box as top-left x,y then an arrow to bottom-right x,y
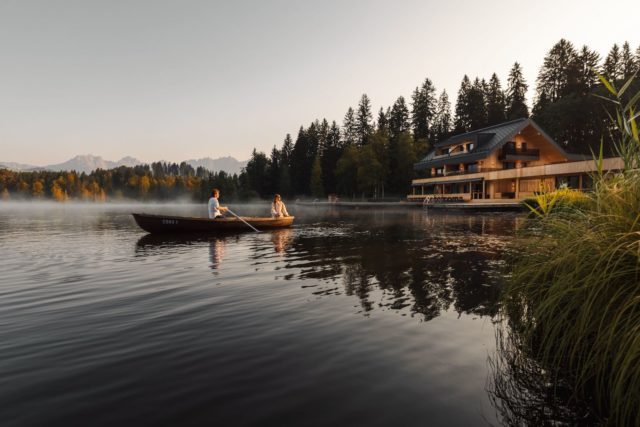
1,0 -> 638,165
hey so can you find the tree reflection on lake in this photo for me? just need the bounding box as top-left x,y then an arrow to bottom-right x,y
136,209 -> 520,322
277,210 -> 518,320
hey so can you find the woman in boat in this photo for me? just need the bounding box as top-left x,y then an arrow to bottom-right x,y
271,194 -> 289,218
208,188 -> 228,219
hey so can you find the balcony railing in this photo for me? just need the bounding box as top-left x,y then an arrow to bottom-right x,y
429,167 -> 503,178
499,147 -> 540,160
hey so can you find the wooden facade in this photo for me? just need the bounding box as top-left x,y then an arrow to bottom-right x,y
409,119 -> 623,203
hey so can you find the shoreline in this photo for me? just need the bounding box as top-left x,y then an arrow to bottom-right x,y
295,200 -> 525,211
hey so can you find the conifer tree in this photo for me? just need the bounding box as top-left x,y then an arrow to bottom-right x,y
318,118 -> 330,156
290,127 -> 311,195
576,45 -> 601,91
467,78 -> 488,130
244,149 -> 271,198
454,75 -> 472,133
535,39 -> 579,104
322,121 -> 342,194
603,43 -> 622,82
485,73 -> 507,126
432,90 -> 452,143
620,41 -> 636,80
505,62 -> 529,120
281,134 -> 293,167
377,107 -> 389,134
268,146 -> 280,194
411,78 -> 437,141
356,94 -> 373,146
389,96 -> 410,140
342,107 -> 357,146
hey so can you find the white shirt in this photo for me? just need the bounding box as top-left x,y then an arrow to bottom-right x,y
271,200 -> 289,217
208,197 -> 221,218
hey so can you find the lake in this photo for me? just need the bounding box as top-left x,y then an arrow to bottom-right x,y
0,202 -> 521,426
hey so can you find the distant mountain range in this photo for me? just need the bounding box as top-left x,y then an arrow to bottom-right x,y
0,155 -> 248,175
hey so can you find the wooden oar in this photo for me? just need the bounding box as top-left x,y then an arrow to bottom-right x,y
225,208 -> 260,233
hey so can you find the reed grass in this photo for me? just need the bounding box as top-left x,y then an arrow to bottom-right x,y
502,73 -> 640,425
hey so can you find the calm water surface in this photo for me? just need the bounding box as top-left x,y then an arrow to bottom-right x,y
0,202 -> 520,426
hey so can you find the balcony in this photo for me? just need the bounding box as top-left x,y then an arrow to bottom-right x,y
499,147 -> 540,161
439,167 -> 502,177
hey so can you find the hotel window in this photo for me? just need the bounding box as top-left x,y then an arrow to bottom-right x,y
465,163 -> 478,172
503,162 -> 516,170
436,168 -> 444,176
468,143 -> 474,151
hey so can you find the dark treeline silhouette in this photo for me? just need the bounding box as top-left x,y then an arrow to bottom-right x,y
3,39 -> 639,202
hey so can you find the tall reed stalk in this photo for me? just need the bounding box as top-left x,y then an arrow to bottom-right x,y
501,72 -> 640,425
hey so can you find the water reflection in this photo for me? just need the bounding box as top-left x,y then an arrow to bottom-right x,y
135,211 -> 519,322
271,228 -> 293,254
282,211 -> 518,320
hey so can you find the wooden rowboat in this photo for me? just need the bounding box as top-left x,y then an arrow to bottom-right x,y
132,213 -> 294,234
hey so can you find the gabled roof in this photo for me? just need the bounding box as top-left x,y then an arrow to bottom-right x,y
415,118 -> 584,170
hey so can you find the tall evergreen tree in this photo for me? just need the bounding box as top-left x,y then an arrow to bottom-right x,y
535,39 -> 579,104
322,121 -> 342,194
485,73 -> 507,125
317,118 -> 330,156
432,90 -> 452,143
505,62 -> 529,120
244,149 -> 270,198
621,41 -> 636,80
603,43 -> 622,82
290,126 -> 311,195
454,75 -> 472,133
576,45 -> 601,91
281,134 -> 293,167
356,94 -> 373,145
388,96 -> 410,140
467,77 -> 488,130
377,107 -> 389,134
307,121 -> 320,160
268,146 -> 280,194
411,78 -> 437,142
636,45 -> 640,74
342,107 -> 357,146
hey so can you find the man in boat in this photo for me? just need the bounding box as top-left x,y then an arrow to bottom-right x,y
271,194 -> 289,218
208,188 -> 228,219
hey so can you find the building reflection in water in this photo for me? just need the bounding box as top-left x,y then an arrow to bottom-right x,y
277,210 -> 521,321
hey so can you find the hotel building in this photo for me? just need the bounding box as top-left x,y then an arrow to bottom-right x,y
409,118 -> 623,203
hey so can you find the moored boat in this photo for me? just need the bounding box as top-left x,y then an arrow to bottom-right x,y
132,213 -> 294,234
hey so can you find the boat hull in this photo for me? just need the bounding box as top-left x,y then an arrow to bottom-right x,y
132,213 -> 294,233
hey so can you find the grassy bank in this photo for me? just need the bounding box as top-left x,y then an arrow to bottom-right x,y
500,74 -> 640,425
